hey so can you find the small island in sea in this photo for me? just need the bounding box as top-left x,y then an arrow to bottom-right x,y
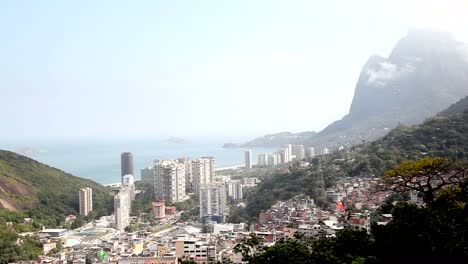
164,137 -> 187,144
222,142 -> 241,148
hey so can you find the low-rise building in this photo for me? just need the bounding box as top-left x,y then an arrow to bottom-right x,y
116,256 -> 178,264
40,229 -> 68,238
241,177 -> 258,187
153,202 -> 166,219
165,206 -> 177,216
175,238 -> 216,262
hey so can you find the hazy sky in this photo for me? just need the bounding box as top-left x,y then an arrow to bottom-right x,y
1,0 -> 467,141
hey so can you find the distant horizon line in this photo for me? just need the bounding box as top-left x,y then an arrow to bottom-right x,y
0,131 -> 319,143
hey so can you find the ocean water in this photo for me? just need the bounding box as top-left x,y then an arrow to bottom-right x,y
1,138 -> 275,184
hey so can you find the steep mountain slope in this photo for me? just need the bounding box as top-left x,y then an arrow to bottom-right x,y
0,150 -> 113,224
241,30 -> 468,149
318,30 -> 468,146
243,131 -> 316,148
238,97 -> 468,220
438,95 -> 468,116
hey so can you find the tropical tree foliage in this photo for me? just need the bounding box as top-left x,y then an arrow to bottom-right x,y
239,110 -> 468,221
236,186 -> 467,263
381,157 -> 467,204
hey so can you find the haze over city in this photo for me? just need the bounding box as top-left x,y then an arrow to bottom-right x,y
1,0 -> 467,141
1,1 -> 468,263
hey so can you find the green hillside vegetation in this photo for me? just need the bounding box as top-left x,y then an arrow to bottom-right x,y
0,150 -> 115,262
233,106 -> 468,222
0,150 -> 114,227
0,220 -> 43,264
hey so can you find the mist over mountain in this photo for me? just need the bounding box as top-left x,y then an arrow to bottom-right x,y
242,29 -> 468,149
238,93 -> 468,222
439,95 -> 468,116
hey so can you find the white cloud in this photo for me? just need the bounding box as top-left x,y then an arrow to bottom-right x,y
365,62 -> 398,86
365,61 -> 416,86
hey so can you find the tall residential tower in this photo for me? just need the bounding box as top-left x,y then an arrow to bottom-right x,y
191,157 -> 215,194
199,183 -> 227,223
114,191 -> 130,231
244,150 -> 252,169
154,159 -> 188,203
121,152 -> 134,183
79,187 -> 93,216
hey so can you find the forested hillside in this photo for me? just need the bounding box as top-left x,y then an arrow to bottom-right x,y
0,150 -> 115,262
234,101 -> 468,221
0,150 -> 114,226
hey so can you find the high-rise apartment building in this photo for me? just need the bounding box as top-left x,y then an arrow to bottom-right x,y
191,157 -> 215,194
122,174 -> 136,201
141,167 -> 154,185
293,145 -> 305,161
114,191 -> 130,231
268,153 -> 279,166
154,159 -> 188,203
202,156 -> 215,179
227,180 -> 243,200
178,157 -> 193,192
199,183 -> 227,222
308,147 -> 315,159
322,148 -> 330,155
121,152 -> 134,183
286,144 -> 293,162
244,150 -> 252,169
79,187 -> 93,216
257,153 -> 267,166
279,148 -> 288,163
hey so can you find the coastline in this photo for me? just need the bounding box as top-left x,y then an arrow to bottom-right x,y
1,141 -> 275,185
215,165 -> 243,171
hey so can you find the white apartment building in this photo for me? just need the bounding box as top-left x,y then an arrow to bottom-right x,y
267,153 -> 278,166
79,187 -> 93,216
322,148 -> 330,155
122,174 -> 136,201
257,153 -> 267,166
279,148 -> 288,163
227,180 -> 243,200
202,156 -> 215,179
199,183 -> 227,220
308,147 -> 315,158
114,190 -> 130,231
293,145 -> 305,161
286,144 -> 293,162
175,237 -> 216,260
241,177 -> 258,187
244,150 -> 252,169
191,157 -> 215,195
177,157 -> 193,192
154,159 -> 188,203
